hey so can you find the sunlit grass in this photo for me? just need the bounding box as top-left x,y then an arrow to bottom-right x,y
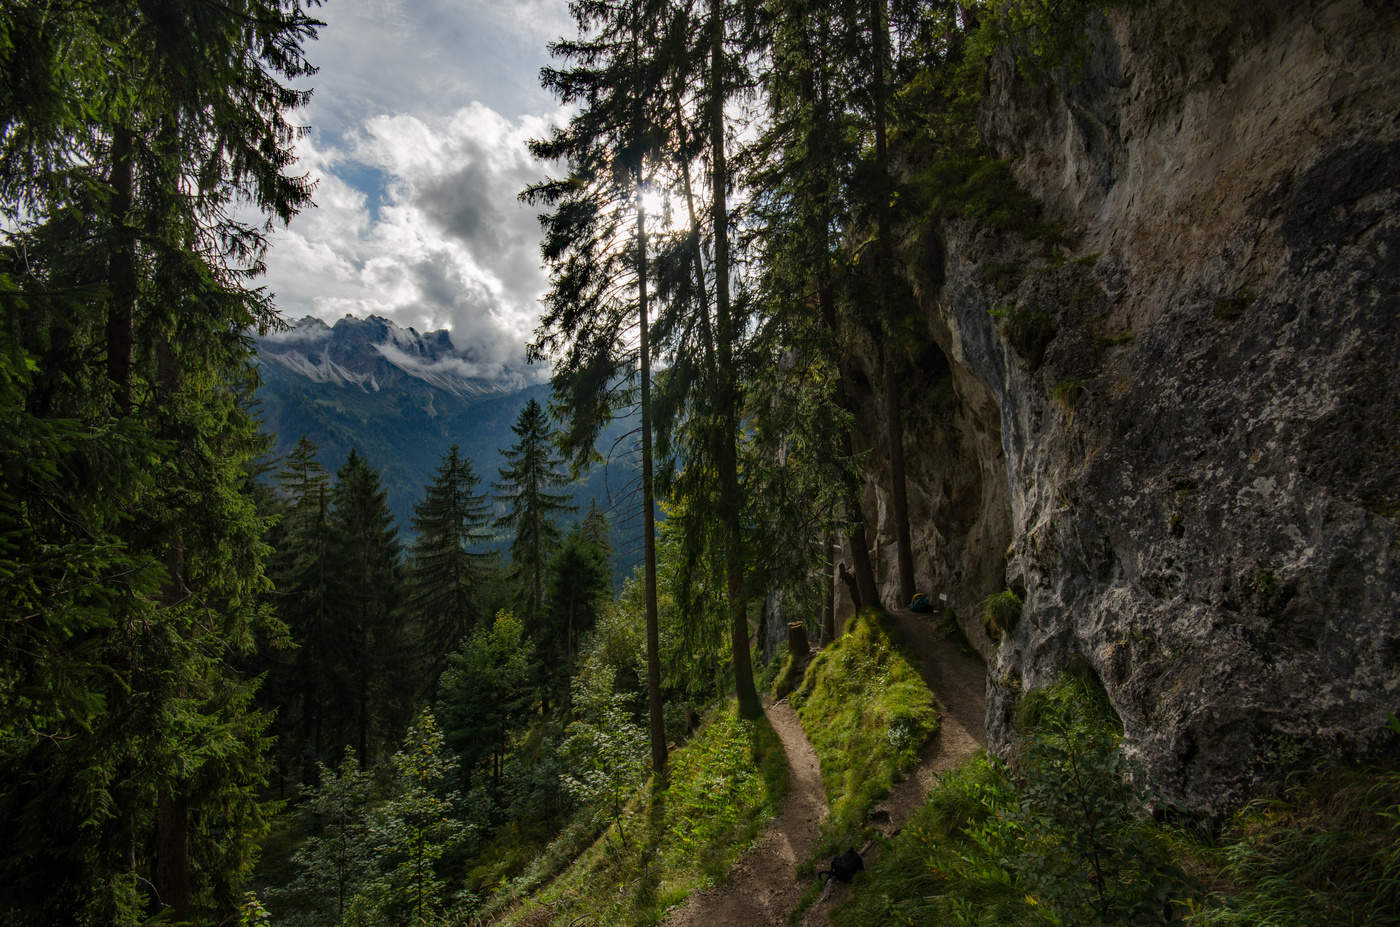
791,608 -> 939,858
492,700 -> 786,926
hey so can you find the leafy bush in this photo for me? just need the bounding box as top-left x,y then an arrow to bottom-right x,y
792,609 -> 940,852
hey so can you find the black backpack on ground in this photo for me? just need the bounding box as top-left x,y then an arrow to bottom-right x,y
818,848 -> 864,883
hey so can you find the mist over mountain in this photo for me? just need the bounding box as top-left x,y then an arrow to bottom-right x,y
253,315 -> 641,571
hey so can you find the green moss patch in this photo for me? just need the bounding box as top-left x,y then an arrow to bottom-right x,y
791,609 -> 939,853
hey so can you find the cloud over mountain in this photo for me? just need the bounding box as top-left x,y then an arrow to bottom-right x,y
259,0 -> 574,388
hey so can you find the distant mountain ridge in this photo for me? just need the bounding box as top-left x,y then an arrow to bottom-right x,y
252,315 -> 641,574
258,314 -> 525,396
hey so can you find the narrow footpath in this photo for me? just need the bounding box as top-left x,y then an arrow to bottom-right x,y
662,698 -> 828,927
800,609 -> 988,925
666,607 -> 989,926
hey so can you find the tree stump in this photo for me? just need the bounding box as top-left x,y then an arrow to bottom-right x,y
787,621 -> 810,658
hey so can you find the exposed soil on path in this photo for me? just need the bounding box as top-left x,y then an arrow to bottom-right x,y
664,610 -> 988,927
799,609 -> 988,926
661,698 -> 828,927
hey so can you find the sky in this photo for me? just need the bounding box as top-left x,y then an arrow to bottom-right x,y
261,0 -> 577,384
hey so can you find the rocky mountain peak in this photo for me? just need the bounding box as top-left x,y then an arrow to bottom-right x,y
256,314 -> 508,397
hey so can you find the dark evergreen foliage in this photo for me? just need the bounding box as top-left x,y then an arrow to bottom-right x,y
327,449 -> 409,765
495,399 -> 574,628
0,0 -> 321,921
408,445 -> 494,687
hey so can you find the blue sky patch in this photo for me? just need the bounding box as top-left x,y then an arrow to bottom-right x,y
335,159 -> 392,223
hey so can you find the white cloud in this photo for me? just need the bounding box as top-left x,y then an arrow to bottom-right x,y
259,0 -> 576,385
262,99 -> 566,383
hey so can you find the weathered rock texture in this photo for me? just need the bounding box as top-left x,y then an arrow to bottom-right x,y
847,0 -> 1400,812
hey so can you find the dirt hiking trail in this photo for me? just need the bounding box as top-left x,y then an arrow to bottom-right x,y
799,609 -> 988,925
662,698 -> 827,927
665,609 -> 987,926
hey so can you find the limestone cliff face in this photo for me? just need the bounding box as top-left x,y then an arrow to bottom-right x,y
847,0 -> 1400,812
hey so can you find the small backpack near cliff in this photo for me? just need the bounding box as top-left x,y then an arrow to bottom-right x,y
909,592 -> 934,614
818,848 -> 864,883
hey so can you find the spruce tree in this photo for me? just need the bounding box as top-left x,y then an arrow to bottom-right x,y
264,436 -> 336,781
0,1 -> 320,921
407,445 -> 493,688
329,449 -> 407,764
524,0 -> 674,777
494,400 -> 573,629
546,508 -> 614,703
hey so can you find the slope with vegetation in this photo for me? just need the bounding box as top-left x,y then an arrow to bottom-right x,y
3,0 -> 1397,923
833,682 -> 1400,927
790,610 -> 940,855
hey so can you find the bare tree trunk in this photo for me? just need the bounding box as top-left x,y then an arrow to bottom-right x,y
822,533 -> 835,641
710,0 -> 761,719
155,328 -> 192,920
869,0 -> 915,606
798,9 -> 879,616
638,194 -> 668,779
155,792 -> 190,922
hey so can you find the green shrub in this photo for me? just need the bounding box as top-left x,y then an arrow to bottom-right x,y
981,588 -> 1023,638
791,609 -> 940,854
1011,678 -> 1184,923
1180,723 -> 1400,926
835,676 -> 1187,926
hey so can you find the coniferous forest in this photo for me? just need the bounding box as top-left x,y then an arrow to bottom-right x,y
4,0 -> 1400,925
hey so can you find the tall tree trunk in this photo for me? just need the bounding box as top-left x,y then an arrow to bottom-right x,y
798,7 -> 878,615
155,318 -> 192,919
869,0 -> 915,606
155,792 -> 190,922
817,282 -> 880,610
822,532 -> 835,642
710,0 -> 761,719
637,193 -> 668,779
106,124 -> 136,414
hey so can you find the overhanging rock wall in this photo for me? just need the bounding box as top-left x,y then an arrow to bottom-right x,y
850,0 -> 1400,812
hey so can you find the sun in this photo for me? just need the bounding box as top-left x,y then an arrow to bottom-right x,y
639,185 -> 677,231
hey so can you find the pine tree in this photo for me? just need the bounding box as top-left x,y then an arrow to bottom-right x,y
329,449 -> 407,764
263,436 -> 337,782
438,611 -> 538,791
494,400 -> 573,628
407,445 -> 493,689
0,1 -> 321,921
746,0 -> 882,616
525,0 -> 722,778
545,507 -> 614,703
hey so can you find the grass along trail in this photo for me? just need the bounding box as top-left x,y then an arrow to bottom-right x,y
662,698 -> 828,927
800,609 -> 988,925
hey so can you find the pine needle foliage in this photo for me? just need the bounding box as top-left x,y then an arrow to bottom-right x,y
495,399 -> 573,628
408,444 -> 494,684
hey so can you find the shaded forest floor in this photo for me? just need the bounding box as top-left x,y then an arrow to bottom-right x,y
667,609 -> 988,926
